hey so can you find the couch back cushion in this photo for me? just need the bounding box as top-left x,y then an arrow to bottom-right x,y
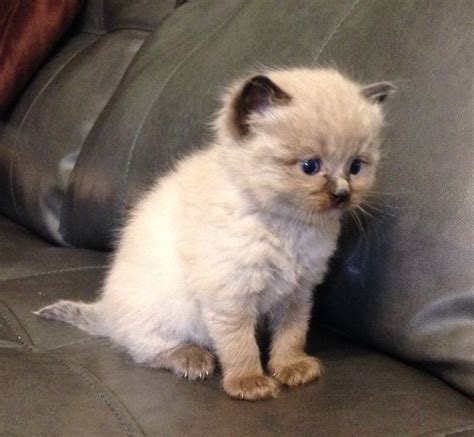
0,0 -> 472,397
80,0 -> 178,33
0,0 -> 180,244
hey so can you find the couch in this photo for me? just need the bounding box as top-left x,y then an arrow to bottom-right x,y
1,1 -> 473,435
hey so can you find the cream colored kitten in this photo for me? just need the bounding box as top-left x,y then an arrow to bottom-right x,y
36,68 -> 395,400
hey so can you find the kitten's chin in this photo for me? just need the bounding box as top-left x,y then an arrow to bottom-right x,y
301,205 -> 343,226
320,199 -> 360,215
319,208 -> 344,221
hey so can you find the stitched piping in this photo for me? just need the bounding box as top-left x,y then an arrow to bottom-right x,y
0,300 -> 143,436
118,4 -> 245,223
313,0 -> 361,63
8,36 -> 99,220
91,26 -> 153,34
417,424 -> 474,436
443,427 -> 474,436
0,301 -> 34,350
0,264 -> 107,284
48,354 -> 143,437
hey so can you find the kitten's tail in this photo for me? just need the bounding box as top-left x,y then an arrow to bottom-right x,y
34,300 -> 102,336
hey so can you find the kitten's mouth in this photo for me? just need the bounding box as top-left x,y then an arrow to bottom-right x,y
328,198 -> 352,211
327,203 -> 350,213
325,198 -> 361,215
317,203 -> 348,215
311,191 -> 356,214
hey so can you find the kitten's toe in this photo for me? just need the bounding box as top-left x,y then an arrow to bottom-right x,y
165,344 -> 215,380
270,356 -> 322,387
223,374 -> 280,401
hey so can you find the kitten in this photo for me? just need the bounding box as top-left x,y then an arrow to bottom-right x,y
36,68 -> 395,400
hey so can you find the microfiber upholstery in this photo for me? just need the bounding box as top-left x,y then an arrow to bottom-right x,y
0,1 -> 473,435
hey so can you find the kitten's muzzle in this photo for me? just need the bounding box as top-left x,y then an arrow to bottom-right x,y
331,189 -> 350,207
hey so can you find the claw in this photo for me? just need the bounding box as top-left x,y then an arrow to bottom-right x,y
184,372 -> 188,378
199,372 -> 203,379
205,371 -> 209,376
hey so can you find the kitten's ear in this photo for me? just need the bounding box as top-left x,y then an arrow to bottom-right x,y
362,82 -> 397,103
234,75 -> 291,135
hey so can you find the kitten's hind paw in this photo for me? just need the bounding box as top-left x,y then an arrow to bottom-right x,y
153,344 -> 215,380
223,374 -> 280,401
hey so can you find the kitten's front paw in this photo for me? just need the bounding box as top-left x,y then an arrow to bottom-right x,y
269,356 -> 322,387
223,374 -> 280,401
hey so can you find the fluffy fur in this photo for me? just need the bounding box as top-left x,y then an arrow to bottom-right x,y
36,68 -> 394,400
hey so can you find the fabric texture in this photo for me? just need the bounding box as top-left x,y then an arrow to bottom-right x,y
0,0 -> 82,116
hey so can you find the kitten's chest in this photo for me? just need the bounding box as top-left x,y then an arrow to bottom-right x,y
284,226 -> 336,280
260,221 -> 338,298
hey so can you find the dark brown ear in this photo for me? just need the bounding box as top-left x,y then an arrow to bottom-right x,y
233,75 -> 291,136
362,82 -> 397,103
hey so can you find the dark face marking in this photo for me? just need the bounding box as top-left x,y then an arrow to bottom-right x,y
361,82 -> 397,103
233,75 -> 291,136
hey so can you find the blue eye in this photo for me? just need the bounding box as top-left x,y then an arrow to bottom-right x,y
300,158 -> 321,175
350,159 -> 363,175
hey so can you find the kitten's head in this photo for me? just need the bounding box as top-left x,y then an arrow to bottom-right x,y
215,68 -> 395,223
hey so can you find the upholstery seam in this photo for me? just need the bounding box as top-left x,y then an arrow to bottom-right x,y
59,34 -> 148,243
0,265 -> 107,284
313,0 -> 361,63
47,354 -> 143,437
0,339 -> 24,349
0,301 -> 34,350
8,36 -> 100,220
81,27 -> 151,35
417,424 -> 474,436
101,25 -> 153,34
443,427 -> 474,436
117,4 -> 245,222
0,301 -> 142,435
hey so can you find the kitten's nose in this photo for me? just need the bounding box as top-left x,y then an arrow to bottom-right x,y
331,190 -> 350,206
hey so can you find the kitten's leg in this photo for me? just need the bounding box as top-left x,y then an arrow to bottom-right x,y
268,289 -> 322,387
205,305 -> 279,401
146,343 -> 215,380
